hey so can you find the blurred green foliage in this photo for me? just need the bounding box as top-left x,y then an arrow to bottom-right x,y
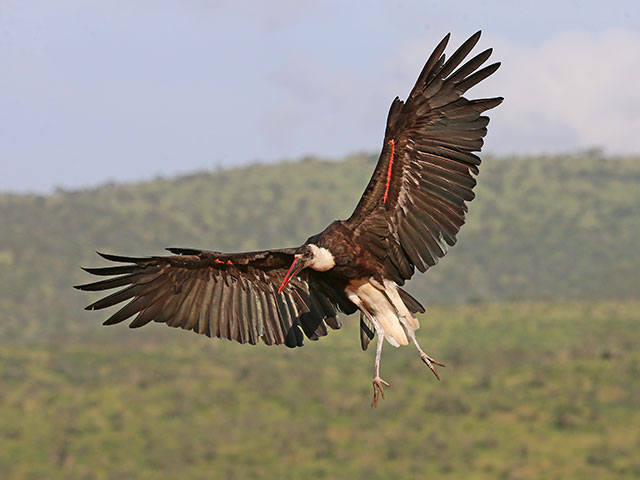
1,152 -> 640,478
1,302 -> 639,479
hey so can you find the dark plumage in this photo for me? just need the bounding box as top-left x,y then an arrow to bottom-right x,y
76,31 -> 502,406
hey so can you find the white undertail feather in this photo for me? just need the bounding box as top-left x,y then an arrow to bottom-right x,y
382,279 -> 420,331
346,278 -> 420,347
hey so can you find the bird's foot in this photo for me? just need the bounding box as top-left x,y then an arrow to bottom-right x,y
371,377 -> 390,408
420,353 -> 446,380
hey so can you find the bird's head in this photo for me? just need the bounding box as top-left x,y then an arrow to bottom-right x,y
278,244 -> 335,294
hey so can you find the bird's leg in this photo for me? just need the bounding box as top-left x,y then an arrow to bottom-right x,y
371,323 -> 389,408
405,328 -> 445,380
345,287 -> 390,407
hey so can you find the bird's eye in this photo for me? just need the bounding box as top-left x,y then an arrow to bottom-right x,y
305,252 -> 310,257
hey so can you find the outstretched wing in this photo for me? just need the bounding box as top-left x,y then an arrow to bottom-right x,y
75,248 -> 356,347
344,31 -> 503,284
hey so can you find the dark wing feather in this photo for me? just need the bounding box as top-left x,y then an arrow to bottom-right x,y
75,248 -> 354,347
345,31 -> 502,284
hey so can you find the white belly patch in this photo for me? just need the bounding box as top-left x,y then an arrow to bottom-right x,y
346,278 -> 420,347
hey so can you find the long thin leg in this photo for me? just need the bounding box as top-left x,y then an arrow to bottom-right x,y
406,328 -> 446,380
345,287 -> 391,407
367,279 -> 441,380
371,324 -> 389,408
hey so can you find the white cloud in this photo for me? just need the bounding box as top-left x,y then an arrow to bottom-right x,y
484,29 -> 640,154
396,29 -> 640,154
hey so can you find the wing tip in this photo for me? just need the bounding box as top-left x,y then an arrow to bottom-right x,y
475,96 -> 504,110
166,247 -> 201,255
97,251 -> 141,263
465,30 -> 482,48
486,61 -> 501,73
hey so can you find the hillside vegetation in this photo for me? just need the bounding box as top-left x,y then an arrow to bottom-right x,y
1,151 -> 639,343
1,152 -> 640,479
2,302 -> 639,479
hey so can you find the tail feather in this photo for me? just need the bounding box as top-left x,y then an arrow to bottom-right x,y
398,287 -> 425,314
384,280 -> 420,331
375,310 -> 408,347
347,278 -> 415,348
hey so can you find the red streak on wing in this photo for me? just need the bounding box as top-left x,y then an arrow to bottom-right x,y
214,258 -> 233,265
383,139 -> 395,204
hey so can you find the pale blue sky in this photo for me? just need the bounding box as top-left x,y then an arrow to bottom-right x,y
1,1 -> 639,192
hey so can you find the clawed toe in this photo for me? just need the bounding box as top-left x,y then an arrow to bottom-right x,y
371,377 -> 390,408
420,353 -> 445,380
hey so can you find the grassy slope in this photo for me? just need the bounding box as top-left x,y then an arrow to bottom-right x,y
2,301 -> 639,479
2,153 -> 640,478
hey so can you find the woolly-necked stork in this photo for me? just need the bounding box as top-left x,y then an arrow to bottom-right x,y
76,31 -> 502,406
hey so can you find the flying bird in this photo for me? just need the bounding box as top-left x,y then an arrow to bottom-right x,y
76,31 -> 502,407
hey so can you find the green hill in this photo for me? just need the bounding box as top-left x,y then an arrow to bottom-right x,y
2,302 -> 639,479
1,151 -> 639,343
2,152 -> 640,479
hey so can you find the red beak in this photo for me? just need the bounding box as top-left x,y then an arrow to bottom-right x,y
278,257 -> 304,294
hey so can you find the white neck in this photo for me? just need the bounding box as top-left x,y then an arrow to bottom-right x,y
308,244 -> 335,271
